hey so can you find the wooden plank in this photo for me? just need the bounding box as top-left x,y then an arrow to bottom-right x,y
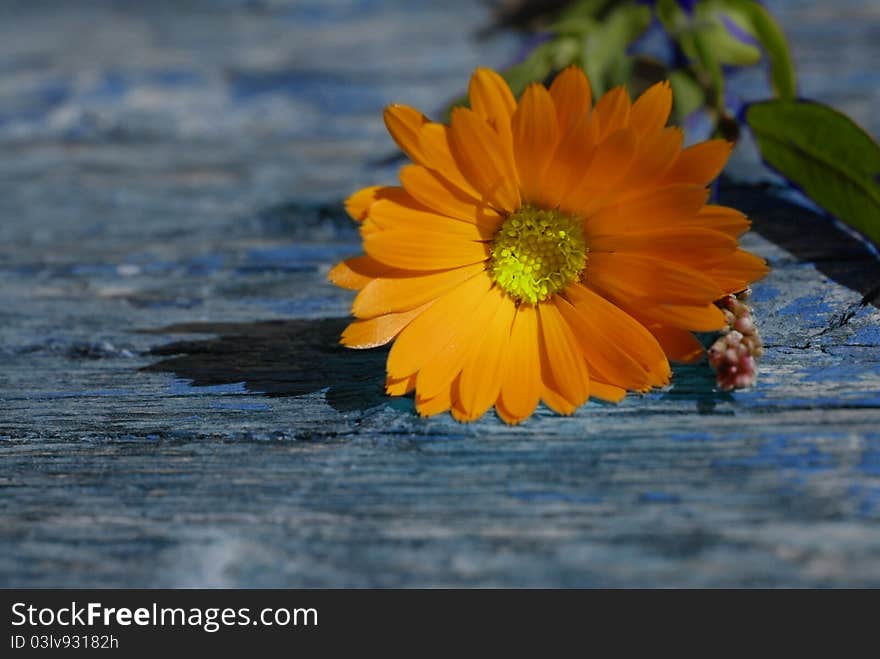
1,0 -> 880,587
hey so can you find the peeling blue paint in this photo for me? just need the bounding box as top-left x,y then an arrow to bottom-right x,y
246,297 -> 340,315
858,450 -> 880,476
147,69 -> 205,88
802,363 -> 869,383
240,245 -> 355,273
848,485 -> 880,518
510,490 -> 603,504
777,294 -> 833,319
669,431 -> 718,442
230,70 -> 384,115
211,401 -> 271,411
849,324 -> 880,346
3,0 -> 880,590
638,492 -> 681,504
745,393 -> 880,408
711,436 -> 836,472
29,389 -> 135,399
749,284 -> 779,303
167,380 -> 250,395
85,72 -> 130,100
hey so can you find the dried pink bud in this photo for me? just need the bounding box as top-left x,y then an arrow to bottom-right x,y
734,316 -> 755,334
709,289 -> 763,391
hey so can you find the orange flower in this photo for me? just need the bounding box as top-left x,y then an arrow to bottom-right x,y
330,66 -> 768,424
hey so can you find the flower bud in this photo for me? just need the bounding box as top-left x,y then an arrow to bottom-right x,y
709,289 -> 763,391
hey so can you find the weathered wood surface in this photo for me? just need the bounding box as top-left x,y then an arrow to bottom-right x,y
1,0 -> 880,587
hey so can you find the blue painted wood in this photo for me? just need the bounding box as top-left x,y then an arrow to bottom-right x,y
1,0 -> 880,587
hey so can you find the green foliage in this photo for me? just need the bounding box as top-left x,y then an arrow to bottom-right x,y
446,0 -> 880,245
657,0 -> 795,110
445,0 -> 652,118
747,100 -> 880,246
721,0 -> 797,99
448,0 -> 796,124
668,69 -> 705,120
569,1 -> 652,96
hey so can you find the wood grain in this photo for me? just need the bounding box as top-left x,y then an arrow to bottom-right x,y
1,0 -> 879,587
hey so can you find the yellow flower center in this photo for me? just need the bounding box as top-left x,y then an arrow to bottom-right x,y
488,205 -> 587,304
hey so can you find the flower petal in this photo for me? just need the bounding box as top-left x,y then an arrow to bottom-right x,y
594,86 -> 631,140
353,262 -> 487,318
399,164 -> 502,230
663,140 -> 733,185
549,65 -> 592,135
589,228 -> 737,264
450,378 -> 472,422
495,397 -> 528,424
564,128 -> 638,214
448,107 -> 521,212
368,197 -> 495,240
384,104 -> 429,163
365,230 -> 489,271
630,81 -> 672,140
554,294 -> 657,391
345,186 -> 381,222
386,374 -> 416,396
561,286 -> 669,388
457,294 -> 517,420
512,83 -> 560,202
584,184 -> 709,237
416,382 -> 455,417
538,301 -> 591,410
418,123 -> 483,199
345,186 -> 410,222
540,385 -> 577,416
328,255 -> 405,290
707,249 -> 770,292
695,205 -> 751,237
387,272 -> 492,378
586,252 -> 726,305
499,303 -> 542,423
538,109 -> 600,209
622,126 -> 683,190
469,67 -> 516,130
635,302 -> 727,331
359,218 -> 381,237
589,380 -> 627,403
341,301 -> 432,349
415,285 -> 506,400
639,322 -> 705,363
565,283 -> 670,385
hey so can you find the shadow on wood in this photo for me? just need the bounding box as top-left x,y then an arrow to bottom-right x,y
140,318 -> 389,412
138,183 -> 880,415
720,181 -> 880,309
660,362 -> 734,414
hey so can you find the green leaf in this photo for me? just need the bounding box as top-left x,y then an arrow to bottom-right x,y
441,41 -> 556,120
655,0 -> 686,34
747,100 -> 880,246
579,0 -> 652,96
655,0 -> 727,110
658,0 -> 795,104
503,42 -> 556,96
551,15 -> 597,38
693,1 -> 762,67
558,0 -> 614,22
721,0 -> 797,99
690,28 -> 725,109
668,68 -> 706,121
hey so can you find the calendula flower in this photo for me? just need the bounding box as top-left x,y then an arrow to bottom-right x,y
330,66 -> 768,424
